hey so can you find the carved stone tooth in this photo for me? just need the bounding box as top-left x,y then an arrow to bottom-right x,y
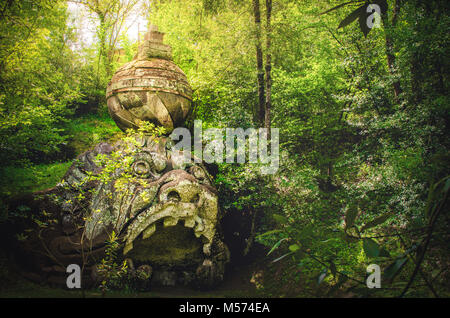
163,216 -> 178,227
142,223 -> 156,239
184,217 -> 195,228
123,242 -> 133,255
203,243 -> 211,256
194,215 -> 205,232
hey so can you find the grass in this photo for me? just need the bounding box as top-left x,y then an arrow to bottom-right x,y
0,112 -> 122,199
0,161 -> 73,197
64,112 -> 122,155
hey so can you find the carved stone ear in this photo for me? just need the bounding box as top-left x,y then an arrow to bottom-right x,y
58,142 -> 113,191
84,182 -> 114,241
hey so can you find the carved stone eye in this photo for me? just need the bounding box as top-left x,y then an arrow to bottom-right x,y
192,167 -> 206,180
151,153 -> 167,173
133,160 -> 150,177
190,166 -> 210,184
132,151 -> 167,178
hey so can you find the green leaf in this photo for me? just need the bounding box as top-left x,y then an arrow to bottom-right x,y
272,214 -> 288,224
289,244 -> 300,252
344,204 -> 359,229
267,238 -> 287,256
383,257 -> 408,281
256,229 -> 282,239
272,251 -> 294,263
360,212 -> 393,232
443,177 -> 450,193
363,238 -> 380,258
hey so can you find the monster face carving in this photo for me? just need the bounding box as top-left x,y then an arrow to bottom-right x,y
11,135 -> 229,289
80,135 -> 224,258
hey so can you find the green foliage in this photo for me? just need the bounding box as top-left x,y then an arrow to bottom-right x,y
64,113 -> 122,155
0,0 -> 448,298
96,231 -> 129,293
0,1 -> 83,164
0,161 -> 72,197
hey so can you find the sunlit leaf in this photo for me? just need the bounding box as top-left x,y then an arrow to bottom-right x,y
267,238 -> 288,256
360,212 -> 393,232
256,229 -> 282,239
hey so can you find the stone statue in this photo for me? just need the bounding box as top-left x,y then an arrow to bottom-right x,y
6,26 -> 230,290
106,25 -> 192,133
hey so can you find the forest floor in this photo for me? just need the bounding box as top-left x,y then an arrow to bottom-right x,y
0,243 -> 325,298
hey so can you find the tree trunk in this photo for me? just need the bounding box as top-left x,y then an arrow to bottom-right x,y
381,0 -> 402,100
252,0 -> 265,126
97,12 -> 112,77
264,0 -> 272,131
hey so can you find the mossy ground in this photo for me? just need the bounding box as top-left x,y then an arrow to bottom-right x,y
0,162 -> 72,199
64,112 -> 122,156
0,112 -> 121,200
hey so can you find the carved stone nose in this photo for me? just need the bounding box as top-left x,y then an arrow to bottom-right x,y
159,181 -> 201,204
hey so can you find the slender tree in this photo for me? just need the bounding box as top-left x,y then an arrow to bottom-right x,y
252,0 -> 266,127
71,0 -> 140,76
381,0 -> 402,100
264,0 -> 272,130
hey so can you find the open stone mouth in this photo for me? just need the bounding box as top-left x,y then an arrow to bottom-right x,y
101,173 -> 220,260
123,192 -> 216,257
75,142 -> 220,266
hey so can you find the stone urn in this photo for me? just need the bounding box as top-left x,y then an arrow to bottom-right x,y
106,25 -> 192,133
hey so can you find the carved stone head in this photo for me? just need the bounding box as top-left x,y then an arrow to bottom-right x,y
12,135 -> 229,288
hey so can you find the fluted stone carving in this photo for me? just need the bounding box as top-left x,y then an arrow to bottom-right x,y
106,25 -> 192,133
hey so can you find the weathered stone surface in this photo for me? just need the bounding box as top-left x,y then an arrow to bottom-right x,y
10,136 -> 229,289
106,25 -> 192,133
5,25 -> 232,291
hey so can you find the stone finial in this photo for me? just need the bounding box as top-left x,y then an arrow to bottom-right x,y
144,24 -> 164,43
137,24 -> 172,60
